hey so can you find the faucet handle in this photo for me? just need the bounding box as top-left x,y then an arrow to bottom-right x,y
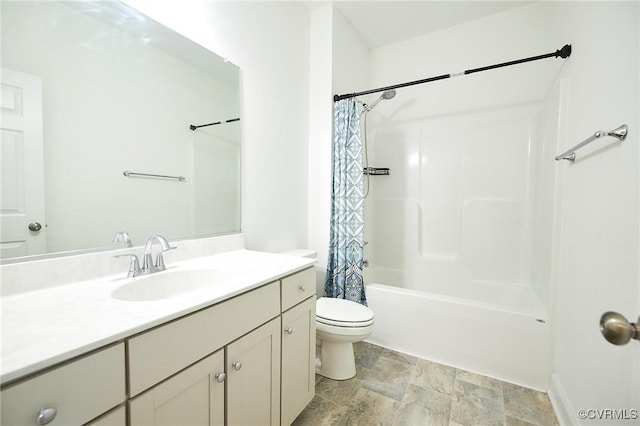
114,254 -> 141,277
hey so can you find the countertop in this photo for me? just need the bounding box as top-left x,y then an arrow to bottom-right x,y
0,249 -> 315,385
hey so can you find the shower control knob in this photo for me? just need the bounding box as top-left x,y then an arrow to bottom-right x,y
600,311 -> 640,345
28,222 -> 42,232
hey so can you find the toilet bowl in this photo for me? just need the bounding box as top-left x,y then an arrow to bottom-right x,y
315,297 -> 375,380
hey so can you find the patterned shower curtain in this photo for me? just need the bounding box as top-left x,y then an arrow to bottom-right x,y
324,98 -> 367,306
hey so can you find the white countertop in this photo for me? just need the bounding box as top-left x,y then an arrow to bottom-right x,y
1,249 -> 315,384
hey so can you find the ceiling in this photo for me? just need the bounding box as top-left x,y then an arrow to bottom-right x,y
332,1 -> 535,49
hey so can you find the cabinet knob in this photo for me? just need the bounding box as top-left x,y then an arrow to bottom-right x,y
285,327 -> 294,335
214,372 -> 226,383
298,285 -> 306,292
232,361 -> 242,371
36,407 -> 57,425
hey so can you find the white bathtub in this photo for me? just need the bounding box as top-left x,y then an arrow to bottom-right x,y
365,278 -> 551,390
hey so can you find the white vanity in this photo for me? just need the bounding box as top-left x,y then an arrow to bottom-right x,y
1,249 -> 316,426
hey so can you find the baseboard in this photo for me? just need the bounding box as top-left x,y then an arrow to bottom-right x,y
548,373 -> 577,426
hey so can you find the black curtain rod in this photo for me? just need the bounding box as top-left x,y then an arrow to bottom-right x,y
333,44 -> 572,102
190,117 -> 240,131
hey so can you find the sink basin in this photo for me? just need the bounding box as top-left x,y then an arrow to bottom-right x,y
111,269 -> 230,301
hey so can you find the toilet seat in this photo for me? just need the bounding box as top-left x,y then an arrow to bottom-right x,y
316,298 -> 374,328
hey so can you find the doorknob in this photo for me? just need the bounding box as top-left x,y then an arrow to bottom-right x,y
28,222 -> 42,232
599,311 -> 640,345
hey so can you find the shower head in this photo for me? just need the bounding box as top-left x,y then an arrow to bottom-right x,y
381,89 -> 396,100
362,89 -> 397,113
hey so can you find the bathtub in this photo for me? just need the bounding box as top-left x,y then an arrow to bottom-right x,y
365,272 -> 551,390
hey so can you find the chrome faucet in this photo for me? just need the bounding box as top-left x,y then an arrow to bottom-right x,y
142,235 -> 176,274
113,234 -> 176,278
112,231 -> 133,247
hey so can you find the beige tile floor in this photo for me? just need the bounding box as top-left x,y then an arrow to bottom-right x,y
293,342 -> 558,426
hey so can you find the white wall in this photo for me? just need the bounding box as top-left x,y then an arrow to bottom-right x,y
307,4 -> 334,296
124,0 -> 311,253
307,6 -> 370,296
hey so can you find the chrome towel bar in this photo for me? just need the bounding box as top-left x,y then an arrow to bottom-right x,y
123,170 -> 186,181
555,124 -> 628,161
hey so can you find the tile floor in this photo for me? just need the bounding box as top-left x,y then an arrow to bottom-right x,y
293,342 -> 558,426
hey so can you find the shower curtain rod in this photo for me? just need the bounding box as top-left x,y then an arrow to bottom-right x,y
333,44 -> 572,102
190,117 -> 240,131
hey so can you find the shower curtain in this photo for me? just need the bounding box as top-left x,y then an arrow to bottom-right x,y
324,98 -> 367,306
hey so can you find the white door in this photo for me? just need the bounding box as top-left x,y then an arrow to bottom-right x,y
1,68 -> 46,258
550,16 -> 639,424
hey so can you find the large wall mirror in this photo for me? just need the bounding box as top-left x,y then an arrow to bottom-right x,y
1,1 -> 241,262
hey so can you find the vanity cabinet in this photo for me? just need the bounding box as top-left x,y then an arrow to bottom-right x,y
0,343 -> 125,426
1,265 -> 315,426
280,268 -> 316,426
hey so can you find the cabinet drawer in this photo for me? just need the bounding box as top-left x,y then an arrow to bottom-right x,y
128,281 -> 280,396
0,343 -> 125,426
281,268 -> 315,311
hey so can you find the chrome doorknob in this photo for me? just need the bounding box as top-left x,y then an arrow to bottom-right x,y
600,311 -> 640,345
232,361 -> 242,371
214,372 -> 226,383
28,222 -> 42,232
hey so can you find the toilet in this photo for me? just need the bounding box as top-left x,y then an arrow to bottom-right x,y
279,249 -> 375,381
315,297 -> 375,380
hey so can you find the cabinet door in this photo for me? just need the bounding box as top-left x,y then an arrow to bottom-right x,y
227,317 -> 281,426
130,350 -> 224,426
281,297 -> 316,425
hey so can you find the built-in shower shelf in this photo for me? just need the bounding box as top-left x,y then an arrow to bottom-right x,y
363,167 -> 390,176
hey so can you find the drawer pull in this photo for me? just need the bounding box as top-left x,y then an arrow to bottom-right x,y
298,285 -> 306,292
232,361 -> 242,371
36,407 -> 57,425
214,372 -> 226,383
285,327 -> 294,335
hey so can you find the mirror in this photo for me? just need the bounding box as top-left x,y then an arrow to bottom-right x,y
1,1 -> 241,262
